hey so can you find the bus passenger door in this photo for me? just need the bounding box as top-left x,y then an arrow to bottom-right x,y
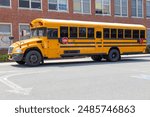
47,28 -> 60,58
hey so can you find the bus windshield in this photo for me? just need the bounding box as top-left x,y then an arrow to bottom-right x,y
31,27 -> 47,38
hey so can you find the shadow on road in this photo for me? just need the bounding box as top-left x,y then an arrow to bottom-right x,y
11,58 -> 150,68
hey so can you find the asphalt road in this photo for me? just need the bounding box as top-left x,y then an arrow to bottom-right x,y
0,55 -> 150,100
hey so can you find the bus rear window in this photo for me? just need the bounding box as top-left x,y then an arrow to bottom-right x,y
140,30 -> 145,38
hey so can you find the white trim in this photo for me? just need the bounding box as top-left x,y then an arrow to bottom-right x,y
131,0 -> 144,18
95,0 -> 111,15
146,0 -> 150,18
48,0 -> 69,12
0,23 -> 12,48
73,0 -> 91,14
0,0 -> 11,8
0,23 -> 12,35
114,0 -> 128,17
18,0 -> 42,10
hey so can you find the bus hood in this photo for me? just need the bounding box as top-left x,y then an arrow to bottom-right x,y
11,38 -> 42,48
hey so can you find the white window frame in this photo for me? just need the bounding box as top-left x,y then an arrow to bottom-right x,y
19,23 -> 30,40
0,0 -> 11,8
146,0 -> 150,19
131,0 -> 144,18
73,0 -> 91,14
18,0 -> 42,10
48,0 -> 69,13
95,0 -> 111,16
0,23 -> 12,48
115,0 -> 128,17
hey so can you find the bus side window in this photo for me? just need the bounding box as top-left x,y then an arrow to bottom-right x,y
70,27 -> 77,38
60,26 -> 68,37
118,29 -> 123,39
104,28 -> 110,39
111,29 -> 117,39
125,29 -> 131,39
47,28 -> 58,39
96,31 -> 102,38
133,30 -> 139,39
140,30 -> 145,38
79,27 -> 86,38
88,28 -> 94,39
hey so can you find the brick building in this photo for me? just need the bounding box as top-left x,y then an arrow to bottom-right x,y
0,0 -> 150,53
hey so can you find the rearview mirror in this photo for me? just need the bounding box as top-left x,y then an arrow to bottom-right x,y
9,36 -> 14,40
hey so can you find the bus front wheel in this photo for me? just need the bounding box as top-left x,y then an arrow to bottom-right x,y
25,50 -> 42,66
91,55 -> 102,62
107,49 -> 120,62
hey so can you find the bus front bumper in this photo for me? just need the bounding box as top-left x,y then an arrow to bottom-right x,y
9,54 -> 24,61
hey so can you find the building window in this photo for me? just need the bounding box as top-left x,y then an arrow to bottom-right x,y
19,0 -> 41,9
0,23 -> 11,48
95,0 -> 111,15
131,0 -> 143,17
146,0 -> 150,18
19,24 -> 30,40
48,0 -> 68,11
73,0 -> 91,14
0,0 -> 11,7
115,0 -> 128,16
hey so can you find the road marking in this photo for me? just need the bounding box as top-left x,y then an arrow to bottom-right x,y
132,74 -> 150,80
0,70 -> 52,95
0,73 -> 32,95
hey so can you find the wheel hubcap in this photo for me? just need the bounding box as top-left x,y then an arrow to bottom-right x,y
112,53 -> 117,58
30,55 -> 38,63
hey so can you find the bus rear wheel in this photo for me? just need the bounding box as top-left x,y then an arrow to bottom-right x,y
25,50 -> 42,66
107,49 -> 120,62
91,55 -> 102,62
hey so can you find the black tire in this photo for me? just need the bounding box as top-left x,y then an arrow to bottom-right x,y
107,49 -> 120,62
25,50 -> 42,66
91,55 -> 102,62
16,61 -> 25,65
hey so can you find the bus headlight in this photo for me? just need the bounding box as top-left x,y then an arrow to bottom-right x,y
15,49 -> 23,53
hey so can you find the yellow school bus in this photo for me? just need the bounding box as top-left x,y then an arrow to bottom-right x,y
8,18 -> 147,66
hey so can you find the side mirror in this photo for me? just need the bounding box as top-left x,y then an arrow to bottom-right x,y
21,30 -> 27,36
9,36 -> 14,40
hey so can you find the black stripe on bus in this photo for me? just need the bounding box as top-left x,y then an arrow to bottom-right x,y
68,42 -> 95,44
103,42 -> 146,44
104,45 -> 146,47
60,46 -> 95,48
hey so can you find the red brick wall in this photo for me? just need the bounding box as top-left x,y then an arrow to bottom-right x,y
0,0 -> 150,42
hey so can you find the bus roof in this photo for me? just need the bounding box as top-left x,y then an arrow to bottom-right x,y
32,18 -> 146,29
